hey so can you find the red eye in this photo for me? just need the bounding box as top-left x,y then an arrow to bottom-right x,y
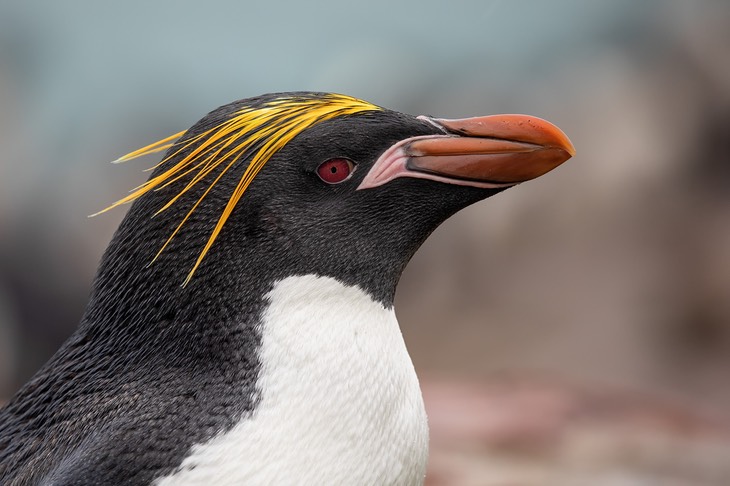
317,158 -> 355,184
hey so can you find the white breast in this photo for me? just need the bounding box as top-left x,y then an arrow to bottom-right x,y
154,275 -> 428,486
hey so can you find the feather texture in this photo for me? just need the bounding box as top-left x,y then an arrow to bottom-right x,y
95,93 -> 381,284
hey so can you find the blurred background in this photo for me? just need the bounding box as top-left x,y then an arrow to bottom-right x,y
1,0 -> 729,483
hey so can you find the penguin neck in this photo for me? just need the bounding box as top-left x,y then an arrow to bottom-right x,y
78,223 -> 411,354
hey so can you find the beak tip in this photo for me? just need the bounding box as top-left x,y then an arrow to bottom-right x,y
556,130 -> 576,158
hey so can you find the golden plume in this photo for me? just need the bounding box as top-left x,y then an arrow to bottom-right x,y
95,93 -> 382,284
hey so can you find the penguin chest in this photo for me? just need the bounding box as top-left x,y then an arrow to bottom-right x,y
155,275 -> 429,486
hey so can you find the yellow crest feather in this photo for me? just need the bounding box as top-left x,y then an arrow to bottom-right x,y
96,93 -> 382,284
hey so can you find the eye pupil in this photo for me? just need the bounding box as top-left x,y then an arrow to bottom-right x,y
317,158 -> 354,184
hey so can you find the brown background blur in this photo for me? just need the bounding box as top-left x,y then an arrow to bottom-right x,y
1,1 -> 729,484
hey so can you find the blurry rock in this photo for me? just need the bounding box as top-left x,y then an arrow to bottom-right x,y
423,376 -> 730,486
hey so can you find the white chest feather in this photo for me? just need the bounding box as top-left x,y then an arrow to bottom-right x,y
154,275 -> 428,486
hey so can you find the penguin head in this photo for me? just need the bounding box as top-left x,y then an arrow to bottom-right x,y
94,92 -> 574,309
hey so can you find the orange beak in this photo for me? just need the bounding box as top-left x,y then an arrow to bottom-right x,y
358,114 -> 575,190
